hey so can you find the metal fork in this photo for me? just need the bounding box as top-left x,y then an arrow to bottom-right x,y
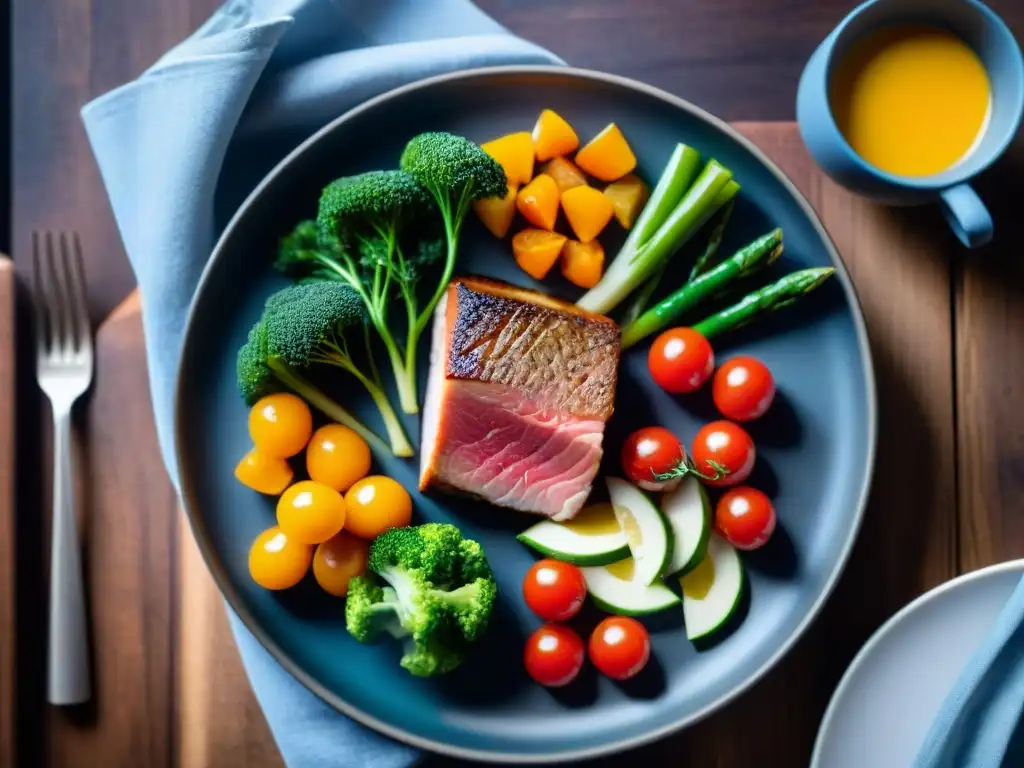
33,232 -> 93,705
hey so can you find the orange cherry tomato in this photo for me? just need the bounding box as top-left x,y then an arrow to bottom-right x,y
276,480 -> 346,545
248,526 -> 312,590
248,393 -> 313,458
524,623 -> 585,687
306,424 -> 372,492
588,616 -> 650,680
343,476 -> 413,539
691,420 -> 756,488
716,486 -> 776,550
522,559 -> 587,621
234,447 -> 294,495
312,532 -> 370,597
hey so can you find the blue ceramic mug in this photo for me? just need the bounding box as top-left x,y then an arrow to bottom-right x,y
797,0 -> 1024,248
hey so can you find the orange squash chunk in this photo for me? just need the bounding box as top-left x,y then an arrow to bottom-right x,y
561,185 -> 615,243
561,240 -> 605,289
473,184 -> 518,239
235,447 -> 294,495
512,228 -> 568,280
516,174 -> 560,231
575,123 -> 637,181
532,109 -> 579,161
541,157 -> 588,193
603,174 -> 650,229
481,132 -> 535,186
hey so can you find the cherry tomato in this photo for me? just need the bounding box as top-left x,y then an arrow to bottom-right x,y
523,559 -> 587,621
691,420 -> 756,488
715,486 -> 776,550
234,447 -> 294,495
306,424 -> 372,492
248,526 -> 312,590
313,531 -> 370,597
712,357 -> 776,422
588,616 -> 650,681
648,328 -> 714,394
621,426 -> 688,492
524,624 -> 585,687
344,476 -> 413,539
248,393 -> 313,458
276,480 -> 347,544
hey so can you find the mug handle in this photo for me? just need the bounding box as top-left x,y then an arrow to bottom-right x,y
938,184 -> 993,249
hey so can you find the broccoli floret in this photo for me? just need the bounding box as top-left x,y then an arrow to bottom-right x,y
316,169 -> 428,246
345,523 -> 498,677
235,283 -> 414,457
399,132 -> 507,357
275,170 -> 436,416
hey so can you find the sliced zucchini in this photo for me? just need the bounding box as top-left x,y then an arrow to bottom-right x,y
517,503 -> 629,566
583,558 -> 680,616
680,533 -> 744,641
606,477 -> 672,586
662,476 -> 711,576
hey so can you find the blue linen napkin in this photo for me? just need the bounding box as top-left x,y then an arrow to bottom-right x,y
80,2 -> 560,765
913,574 -> 1024,767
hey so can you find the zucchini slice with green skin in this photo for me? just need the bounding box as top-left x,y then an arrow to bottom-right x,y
606,477 -> 673,586
583,559 -> 681,616
680,533 -> 744,641
662,476 -> 711,576
517,504 -> 629,566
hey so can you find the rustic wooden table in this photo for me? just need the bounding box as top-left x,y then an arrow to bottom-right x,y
7,1 -> 1024,767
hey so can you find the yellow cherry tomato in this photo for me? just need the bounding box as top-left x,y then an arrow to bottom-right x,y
313,532 -> 370,597
344,476 -> 412,540
234,447 -> 294,495
306,424 -> 371,492
276,480 -> 346,544
248,393 -> 313,458
248,526 -> 312,590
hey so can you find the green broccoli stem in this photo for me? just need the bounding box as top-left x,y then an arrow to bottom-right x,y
329,356 -> 415,458
620,228 -> 783,349
265,358 -> 389,455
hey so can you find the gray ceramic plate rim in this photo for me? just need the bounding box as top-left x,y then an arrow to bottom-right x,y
810,558 -> 1024,767
174,64 -> 878,763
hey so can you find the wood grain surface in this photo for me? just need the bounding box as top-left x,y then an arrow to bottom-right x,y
0,259 -> 15,768
10,0 -> 1024,324
13,122 -> 979,768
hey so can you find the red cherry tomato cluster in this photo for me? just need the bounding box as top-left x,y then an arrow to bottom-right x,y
631,328 -> 780,551
521,560 -> 651,687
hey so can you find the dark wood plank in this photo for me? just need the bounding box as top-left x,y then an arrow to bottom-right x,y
45,295 -> 180,768
11,0 -> 220,323
14,0 -> 1024,327
955,138 -> 1024,571
0,259 -> 15,768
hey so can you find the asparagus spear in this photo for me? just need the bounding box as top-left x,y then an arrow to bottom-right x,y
619,181 -> 741,327
578,156 -> 732,315
620,228 -> 784,349
691,267 -> 836,339
620,144 -> 702,257
688,197 -> 734,281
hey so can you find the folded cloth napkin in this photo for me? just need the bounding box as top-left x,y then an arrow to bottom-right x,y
80,2 -> 560,765
913,573 -> 1024,768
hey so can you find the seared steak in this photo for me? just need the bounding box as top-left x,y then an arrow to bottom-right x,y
419,276 -> 620,520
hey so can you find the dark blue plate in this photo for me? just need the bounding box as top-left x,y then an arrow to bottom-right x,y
175,67 -> 876,762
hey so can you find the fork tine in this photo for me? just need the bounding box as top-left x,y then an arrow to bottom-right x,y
44,232 -> 69,359
60,233 -> 89,356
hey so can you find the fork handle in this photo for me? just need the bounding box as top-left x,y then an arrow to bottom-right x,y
47,408 -> 90,705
